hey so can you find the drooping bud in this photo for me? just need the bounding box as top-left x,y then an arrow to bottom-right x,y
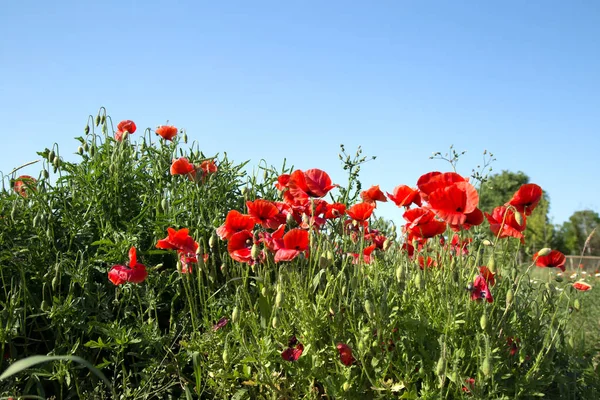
275,289 -> 284,309
95,115 -> 101,126
286,212 -> 295,227
574,299 -> 581,312
506,289 -> 514,306
383,238 -> 392,251
514,211 -> 524,226
84,125 -> 90,135
482,239 -> 493,246
436,357 -> 446,376
487,256 -> 496,273
271,315 -> 278,328
77,146 -> 84,155
482,356 -> 492,376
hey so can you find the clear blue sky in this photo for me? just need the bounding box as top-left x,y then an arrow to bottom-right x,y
1,0 -> 599,226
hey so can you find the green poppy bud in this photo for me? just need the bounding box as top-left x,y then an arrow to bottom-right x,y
275,290 -> 284,309
537,248 -> 552,257
231,306 -> 240,324
506,289 -> 514,306
480,314 -> 488,330
271,315 -> 278,329
482,356 -> 492,376
48,150 -> 56,163
364,299 -> 375,319
209,232 -> 217,248
514,211 -> 524,226
77,146 -> 84,155
261,287 -> 268,297
95,115 -> 101,126
482,239 -> 493,246
84,125 -> 90,135
574,299 -> 581,311
100,115 -> 106,124
222,348 -> 229,364
436,357 -> 446,376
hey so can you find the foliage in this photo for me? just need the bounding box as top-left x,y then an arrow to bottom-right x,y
1,110 -> 598,399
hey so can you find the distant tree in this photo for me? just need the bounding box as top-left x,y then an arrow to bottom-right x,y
555,210 -> 600,256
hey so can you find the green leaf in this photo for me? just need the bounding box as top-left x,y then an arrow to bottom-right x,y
0,355 -> 112,391
232,389 -> 249,400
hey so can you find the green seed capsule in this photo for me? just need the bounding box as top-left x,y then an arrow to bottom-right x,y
84,125 -> 90,134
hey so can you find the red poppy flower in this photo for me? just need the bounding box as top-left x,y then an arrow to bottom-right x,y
449,207 -> 484,231
324,202 -> 346,219
462,378 -> 475,393
507,183 -> 542,216
336,343 -> 355,366
485,206 -> 526,244
200,160 -> 218,174
418,254 -> 436,269
281,336 -> 304,362
478,265 -> 496,286
573,281 -> 592,291
13,175 -> 36,198
259,224 -> 286,253
427,181 -> 479,226
115,120 -> 137,141
417,171 -> 466,199
288,169 -> 337,200
403,208 -> 447,239
118,120 -> 137,134
361,185 -> 388,205
506,337 -> 520,356
533,249 -> 566,272
246,199 -> 279,227
275,174 -> 291,191
349,243 -> 377,264
347,202 -> 376,222
274,228 -> 309,262
387,185 -> 421,208
227,229 -> 255,263
471,274 -> 493,303
156,227 -> 199,255
108,247 -> 148,285
450,234 -> 472,255
170,158 -> 195,175
156,125 -> 178,141
402,242 -> 415,258
216,210 -> 257,240
212,317 -> 229,331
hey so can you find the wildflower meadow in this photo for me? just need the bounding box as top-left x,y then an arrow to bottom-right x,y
1,109 -> 599,399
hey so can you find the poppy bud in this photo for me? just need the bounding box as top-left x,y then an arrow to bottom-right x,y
482,356 -> 492,376
488,256 -> 496,273
271,315 -> 278,328
574,299 -> 581,311
209,233 -> 217,248
514,211 -> 524,226
482,239 -> 493,246
342,382 -> 351,392
222,348 -> 229,364
275,289 -> 284,309
364,299 -> 375,319
48,150 -> 56,163
261,287 -> 267,297
286,212 -> 295,227
480,314 -> 488,330
51,276 -> 59,291
555,275 -> 563,283
95,115 -> 101,126
90,146 -> 95,157
231,306 -> 240,324
251,244 -> 260,260
84,125 -> 90,135
414,273 -> 423,289
83,142 -> 89,152
77,146 -> 84,155
536,248 -> 552,257
396,266 -> 404,282
241,186 -> 249,197
568,335 -> 575,348
183,132 -> 188,143
436,357 -> 446,376
383,238 -> 392,251
341,285 -> 347,295
43,169 -> 49,179
100,115 -> 106,125
506,289 -> 514,306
